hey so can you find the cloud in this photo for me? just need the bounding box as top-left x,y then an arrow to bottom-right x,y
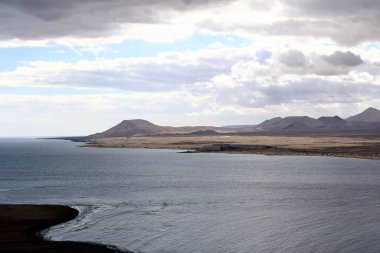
0,91 -> 207,113
206,74 -> 380,114
197,0 -> 380,45
2,1 -> 380,136
192,47 -> 380,109
246,80 -> 380,107
273,50 -> 366,76
285,0 -> 380,16
279,50 -> 307,67
281,0 -> 380,45
323,51 -> 363,67
0,91 -> 215,136
0,45 -> 379,131
0,0 -> 233,43
0,47 -> 252,90
1,0 -> 380,46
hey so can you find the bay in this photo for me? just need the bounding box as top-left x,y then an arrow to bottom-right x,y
1,138 -> 380,253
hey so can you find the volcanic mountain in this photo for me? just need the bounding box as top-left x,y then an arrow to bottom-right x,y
346,107 -> 380,122
90,119 -> 228,138
87,107 -> 380,138
254,108 -> 380,133
257,116 -> 321,131
254,115 -> 350,132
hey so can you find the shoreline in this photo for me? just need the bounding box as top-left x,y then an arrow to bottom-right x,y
86,144 -> 380,161
74,135 -> 380,161
0,204 -> 128,253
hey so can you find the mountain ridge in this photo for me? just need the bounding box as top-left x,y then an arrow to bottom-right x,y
90,119 -> 229,138
89,107 -> 380,138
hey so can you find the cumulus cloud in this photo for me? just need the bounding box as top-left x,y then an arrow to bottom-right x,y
1,47 -> 380,136
0,47 -> 252,90
273,50 -> 366,76
187,47 -> 380,110
0,46 -> 376,101
323,51 -> 363,67
0,43 -> 379,133
279,50 -> 307,67
239,80 -> 380,107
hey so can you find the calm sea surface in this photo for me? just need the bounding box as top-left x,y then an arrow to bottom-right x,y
1,138 -> 380,253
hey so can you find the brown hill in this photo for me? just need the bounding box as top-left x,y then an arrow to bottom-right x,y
255,114 -> 380,133
90,119 -> 228,137
256,116 -> 323,132
90,119 -> 165,137
86,107 -> 380,138
317,116 -> 347,128
346,107 -> 380,122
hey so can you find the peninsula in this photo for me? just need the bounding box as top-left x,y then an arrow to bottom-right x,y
63,107 -> 380,160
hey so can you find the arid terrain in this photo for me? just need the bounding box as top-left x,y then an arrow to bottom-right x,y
83,134 -> 380,160
61,107 -> 380,160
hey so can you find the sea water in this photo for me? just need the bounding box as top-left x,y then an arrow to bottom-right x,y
1,138 -> 380,253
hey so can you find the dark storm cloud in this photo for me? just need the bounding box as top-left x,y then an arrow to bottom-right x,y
0,0 -> 231,40
323,51 -> 363,67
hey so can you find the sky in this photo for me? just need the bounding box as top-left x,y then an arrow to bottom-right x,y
1,0 -> 380,136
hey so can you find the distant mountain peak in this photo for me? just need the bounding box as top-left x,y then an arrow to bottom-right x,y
318,115 -> 344,121
364,107 -> 379,112
121,119 -> 153,123
347,107 -> 380,122
120,119 -> 157,126
257,116 -> 321,131
87,107 -> 380,138
89,119 -> 226,137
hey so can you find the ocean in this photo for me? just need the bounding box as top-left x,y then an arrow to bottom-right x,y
1,138 -> 380,253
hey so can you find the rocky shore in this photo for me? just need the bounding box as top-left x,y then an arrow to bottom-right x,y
0,204 -> 128,253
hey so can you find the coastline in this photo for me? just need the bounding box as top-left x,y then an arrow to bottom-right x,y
0,204 -> 128,253
75,135 -> 380,161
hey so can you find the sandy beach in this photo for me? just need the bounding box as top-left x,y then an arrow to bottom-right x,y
0,204 -> 127,253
